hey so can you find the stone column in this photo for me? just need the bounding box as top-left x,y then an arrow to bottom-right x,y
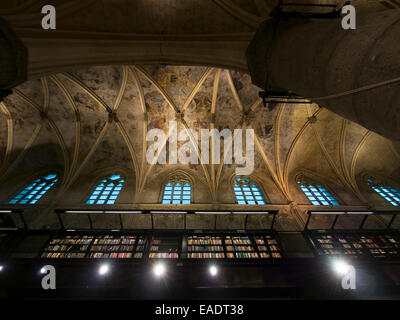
246,9 -> 400,142
0,17 -> 27,93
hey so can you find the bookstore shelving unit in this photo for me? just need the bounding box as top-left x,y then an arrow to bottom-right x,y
182,232 -> 283,261
36,231 -> 284,263
149,234 -> 180,259
40,233 -> 147,260
308,232 -> 400,259
304,210 -> 400,260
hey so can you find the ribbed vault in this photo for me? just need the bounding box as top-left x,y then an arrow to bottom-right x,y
0,65 -> 399,232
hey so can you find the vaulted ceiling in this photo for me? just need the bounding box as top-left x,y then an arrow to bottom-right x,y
1,65 -> 399,208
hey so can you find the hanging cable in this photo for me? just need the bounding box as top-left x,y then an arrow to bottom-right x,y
311,76 -> 400,101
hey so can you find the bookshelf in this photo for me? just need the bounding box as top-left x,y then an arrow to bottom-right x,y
88,235 -> 146,259
38,231 -> 285,262
41,233 -> 147,259
183,233 -> 283,260
308,232 -> 400,259
253,235 -> 282,259
41,234 -> 93,259
186,235 -> 225,259
149,234 -> 180,259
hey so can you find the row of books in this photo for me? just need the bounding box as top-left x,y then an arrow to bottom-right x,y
187,246 -> 224,252
41,252 -> 86,259
229,252 -> 259,259
88,252 -> 142,259
90,245 -> 134,252
226,245 -> 254,252
45,245 -> 88,252
149,252 -> 179,259
49,236 -> 93,245
186,253 -> 225,259
225,236 -> 252,245
150,246 -> 178,252
187,237 -> 223,245
312,233 -> 400,259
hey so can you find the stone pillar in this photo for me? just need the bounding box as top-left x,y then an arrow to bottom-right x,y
246,10 -> 400,142
0,17 -> 27,92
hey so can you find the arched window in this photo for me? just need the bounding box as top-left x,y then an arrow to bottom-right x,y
9,173 -> 58,204
162,176 -> 191,204
367,177 -> 400,206
233,177 -> 266,205
297,178 -> 339,206
86,175 -> 125,205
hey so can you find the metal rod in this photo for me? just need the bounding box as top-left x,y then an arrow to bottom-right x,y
271,212 -> 277,231
19,212 -> 28,230
87,214 -> 93,230
304,212 -> 312,231
359,214 -> 369,230
331,214 -> 340,230
119,213 -> 124,230
56,213 -> 65,230
387,214 -> 397,230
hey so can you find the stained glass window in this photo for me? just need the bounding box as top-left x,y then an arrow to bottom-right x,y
367,178 -> 400,206
86,175 -> 125,205
233,177 -> 266,205
9,173 -> 58,204
297,179 -> 339,206
162,176 -> 191,204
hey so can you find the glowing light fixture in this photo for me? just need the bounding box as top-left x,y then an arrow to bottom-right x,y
99,264 -> 110,276
209,266 -> 218,277
153,263 -> 166,277
333,260 -> 351,275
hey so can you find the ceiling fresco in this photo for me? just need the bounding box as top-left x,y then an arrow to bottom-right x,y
0,64 -> 399,207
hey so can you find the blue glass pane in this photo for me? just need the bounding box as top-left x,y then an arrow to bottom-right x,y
233,180 -> 266,205
86,175 -> 124,204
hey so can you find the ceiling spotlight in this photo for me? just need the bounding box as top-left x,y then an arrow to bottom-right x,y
153,263 -> 166,277
333,260 -> 350,275
0,265 -> 3,272
98,264 -> 110,276
209,266 -> 218,277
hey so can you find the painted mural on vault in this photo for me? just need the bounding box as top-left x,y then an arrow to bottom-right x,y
1,64 -> 399,212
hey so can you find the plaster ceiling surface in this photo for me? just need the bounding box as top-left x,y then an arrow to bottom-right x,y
1,65 -> 399,206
